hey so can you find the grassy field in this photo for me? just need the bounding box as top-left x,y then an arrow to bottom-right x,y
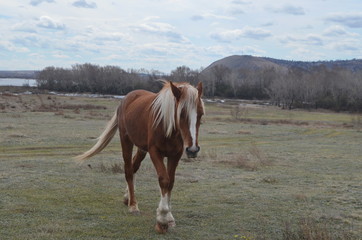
1,90 -> 361,239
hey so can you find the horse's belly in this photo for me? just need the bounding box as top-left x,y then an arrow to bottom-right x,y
125,122 -> 149,150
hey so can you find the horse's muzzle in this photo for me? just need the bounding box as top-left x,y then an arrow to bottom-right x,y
185,146 -> 200,158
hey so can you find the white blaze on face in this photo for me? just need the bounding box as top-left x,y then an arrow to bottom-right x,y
189,108 -> 197,149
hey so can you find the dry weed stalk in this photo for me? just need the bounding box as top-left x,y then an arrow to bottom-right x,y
248,143 -> 271,167
230,104 -> 249,121
351,114 -> 362,131
283,218 -> 354,240
221,143 -> 272,171
99,163 -> 124,174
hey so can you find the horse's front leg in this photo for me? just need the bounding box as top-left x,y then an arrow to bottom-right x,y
149,148 -> 180,233
165,154 -> 181,227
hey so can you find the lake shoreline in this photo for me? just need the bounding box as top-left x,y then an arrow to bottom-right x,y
0,78 -> 37,87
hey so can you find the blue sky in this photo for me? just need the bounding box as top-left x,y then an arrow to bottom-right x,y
0,0 -> 362,73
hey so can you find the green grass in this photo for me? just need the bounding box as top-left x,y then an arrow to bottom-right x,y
1,94 -> 361,239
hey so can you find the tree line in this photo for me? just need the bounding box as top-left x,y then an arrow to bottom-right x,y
36,63 -> 362,112
201,64 -> 362,112
36,64 -> 162,94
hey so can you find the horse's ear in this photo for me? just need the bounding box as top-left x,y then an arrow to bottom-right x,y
170,81 -> 181,101
197,82 -> 203,97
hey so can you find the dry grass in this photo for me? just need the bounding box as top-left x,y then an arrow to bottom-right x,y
208,128 -> 228,134
283,218 -> 355,240
0,92 -> 107,113
1,92 -> 361,239
230,104 -> 249,120
292,193 -> 309,202
248,143 -> 270,166
350,114 -> 362,131
218,143 -> 272,171
89,163 -> 124,174
234,117 -> 310,127
235,129 -> 252,134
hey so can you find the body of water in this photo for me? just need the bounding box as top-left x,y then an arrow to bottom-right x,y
0,78 -> 37,87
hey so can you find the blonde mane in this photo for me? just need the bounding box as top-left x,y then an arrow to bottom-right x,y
151,81 -> 203,137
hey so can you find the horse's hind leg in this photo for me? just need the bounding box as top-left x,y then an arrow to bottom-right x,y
123,148 -> 147,206
132,148 -> 147,174
121,136 -> 139,214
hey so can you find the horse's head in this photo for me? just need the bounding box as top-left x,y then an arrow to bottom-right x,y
170,81 -> 204,158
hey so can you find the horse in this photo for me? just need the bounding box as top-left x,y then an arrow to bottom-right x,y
75,80 -> 204,233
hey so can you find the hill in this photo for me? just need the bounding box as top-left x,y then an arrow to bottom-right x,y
202,55 -> 362,73
203,55 -> 285,72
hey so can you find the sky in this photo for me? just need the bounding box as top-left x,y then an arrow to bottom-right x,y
0,0 -> 362,73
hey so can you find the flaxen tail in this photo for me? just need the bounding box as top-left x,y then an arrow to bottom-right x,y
75,111 -> 118,162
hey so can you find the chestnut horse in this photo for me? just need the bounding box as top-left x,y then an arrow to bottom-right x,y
75,81 -> 204,233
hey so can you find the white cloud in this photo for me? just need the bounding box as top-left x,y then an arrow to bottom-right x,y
323,25 -> 359,37
29,0 -> 55,6
329,39 -> 361,52
101,54 -> 125,61
132,21 -> 189,43
12,33 -> 47,49
333,43 -> 359,52
288,48 -> 325,61
94,32 -> 129,43
0,40 -> 29,53
191,15 -> 204,21
36,16 -> 65,30
53,52 -> 70,58
202,13 -> 235,20
325,12 -> 362,28
280,34 -> 324,46
245,46 -> 266,55
0,0 -> 361,71
228,8 -> 244,15
72,0 -> 97,9
261,22 -> 274,27
11,22 -> 37,33
211,26 -> 272,42
231,0 -> 251,5
138,44 -> 170,56
305,35 -> 324,46
204,44 -> 265,58
268,4 -> 305,15
226,1 -> 246,16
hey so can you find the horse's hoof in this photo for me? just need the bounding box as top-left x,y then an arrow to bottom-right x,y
155,222 -> 168,234
128,205 -> 140,215
168,220 -> 176,227
168,221 -> 176,227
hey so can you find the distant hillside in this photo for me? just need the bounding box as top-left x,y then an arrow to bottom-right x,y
0,70 -> 39,79
202,55 -> 362,73
265,57 -> 362,72
203,55 -> 285,72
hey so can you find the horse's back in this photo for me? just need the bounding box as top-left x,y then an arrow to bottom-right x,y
121,89 -> 155,109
